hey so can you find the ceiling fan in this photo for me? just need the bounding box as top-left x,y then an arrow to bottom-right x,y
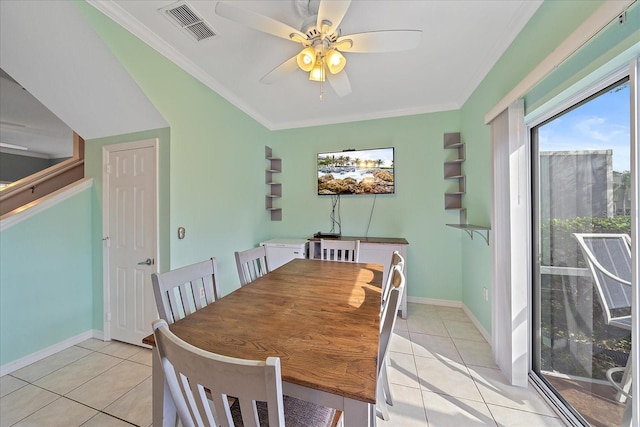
215,0 -> 422,97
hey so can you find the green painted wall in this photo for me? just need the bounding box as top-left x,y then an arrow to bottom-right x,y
526,2 -> 640,114
459,1 -> 604,332
79,2 -> 467,303
459,0 -> 639,332
0,189 -> 93,365
2,0 -> 636,369
78,2 -> 274,298
270,112 -> 463,301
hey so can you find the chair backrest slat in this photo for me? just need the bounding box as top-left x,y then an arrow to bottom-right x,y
319,239 -> 360,262
235,246 -> 270,286
151,258 -> 220,324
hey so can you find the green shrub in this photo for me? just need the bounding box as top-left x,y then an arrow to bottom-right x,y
540,216 -> 631,266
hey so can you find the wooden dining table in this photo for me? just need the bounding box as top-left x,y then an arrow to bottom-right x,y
144,258 -> 384,427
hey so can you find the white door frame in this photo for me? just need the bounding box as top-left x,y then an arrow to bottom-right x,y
102,138 -> 160,341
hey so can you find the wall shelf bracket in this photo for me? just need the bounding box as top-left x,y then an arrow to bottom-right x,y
446,224 -> 491,245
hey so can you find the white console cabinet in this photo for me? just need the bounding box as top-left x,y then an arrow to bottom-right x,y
309,236 -> 409,318
260,238 -> 309,270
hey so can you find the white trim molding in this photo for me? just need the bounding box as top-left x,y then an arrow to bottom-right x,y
629,54 -> 639,427
0,329 -> 104,376
407,296 -> 491,342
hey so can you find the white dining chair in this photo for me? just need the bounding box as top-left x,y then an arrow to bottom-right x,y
377,265 -> 406,422
381,250 -> 405,309
151,257 -> 221,324
319,239 -> 360,262
152,319 -> 339,427
235,246 -> 270,286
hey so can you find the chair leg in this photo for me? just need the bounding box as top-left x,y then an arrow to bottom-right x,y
381,363 -> 394,406
376,377 -> 391,421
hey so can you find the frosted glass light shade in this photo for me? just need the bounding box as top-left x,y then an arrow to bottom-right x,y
296,47 -> 316,72
325,49 -> 346,74
309,62 -> 325,82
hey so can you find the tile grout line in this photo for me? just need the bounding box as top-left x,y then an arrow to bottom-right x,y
4,343 -> 150,427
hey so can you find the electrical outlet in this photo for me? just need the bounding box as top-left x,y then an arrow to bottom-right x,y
483,287 -> 488,301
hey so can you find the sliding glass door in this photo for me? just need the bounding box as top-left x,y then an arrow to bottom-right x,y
532,76 -> 633,426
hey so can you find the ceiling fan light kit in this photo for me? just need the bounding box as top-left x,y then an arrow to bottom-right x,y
214,0 -> 422,98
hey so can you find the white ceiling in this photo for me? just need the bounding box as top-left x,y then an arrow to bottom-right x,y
0,0 -> 167,159
0,0 -> 542,158
90,0 -> 543,130
0,69 -> 74,158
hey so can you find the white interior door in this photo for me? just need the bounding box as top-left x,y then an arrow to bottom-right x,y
103,139 -> 158,346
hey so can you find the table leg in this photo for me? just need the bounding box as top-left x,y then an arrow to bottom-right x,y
152,347 -> 177,426
343,397 -> 372,427
400,291 -> 407,319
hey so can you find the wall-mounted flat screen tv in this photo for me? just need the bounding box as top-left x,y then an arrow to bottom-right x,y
317,147 -> 395,195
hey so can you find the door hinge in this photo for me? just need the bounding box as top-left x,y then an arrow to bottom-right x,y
106,164 -> 112,174
106,312 -> 111,322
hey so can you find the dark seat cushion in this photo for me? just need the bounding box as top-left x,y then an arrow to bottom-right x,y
230,395 -> 336,427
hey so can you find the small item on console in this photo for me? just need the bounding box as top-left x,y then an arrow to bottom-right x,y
314,232 -> 341,238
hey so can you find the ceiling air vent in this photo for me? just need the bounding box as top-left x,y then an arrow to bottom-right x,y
160,1 -> 216,42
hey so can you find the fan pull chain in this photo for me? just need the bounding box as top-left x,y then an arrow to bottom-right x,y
319,60 -> 325,101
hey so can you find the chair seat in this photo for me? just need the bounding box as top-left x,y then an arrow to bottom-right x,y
230,396 -> 337,427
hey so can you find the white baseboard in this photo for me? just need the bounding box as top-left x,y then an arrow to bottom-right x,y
92,330 -> 104,341
0,329 -> 105,376
407,296 -> 462,308
461,304 -> 491,343
406,296 -> 491,343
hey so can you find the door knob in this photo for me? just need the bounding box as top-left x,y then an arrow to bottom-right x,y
138,258 -> 153,266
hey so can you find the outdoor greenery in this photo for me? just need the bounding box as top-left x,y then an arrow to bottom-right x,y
541,215 -> 631,266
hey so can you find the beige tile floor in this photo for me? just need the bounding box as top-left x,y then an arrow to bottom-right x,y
0,303 -> 563,426
379,303 -> 564,427
0,339 -> 152,427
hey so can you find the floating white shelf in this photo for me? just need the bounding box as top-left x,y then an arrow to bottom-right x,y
443,132 -> 490,245
265,146 -> 282,221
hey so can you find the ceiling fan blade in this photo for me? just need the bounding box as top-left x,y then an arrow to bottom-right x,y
317,0 -> 351,34
327,70 -> 352,97
260,56 -> 299,84
215,2 -> 306,42
337,30 -> 422,53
